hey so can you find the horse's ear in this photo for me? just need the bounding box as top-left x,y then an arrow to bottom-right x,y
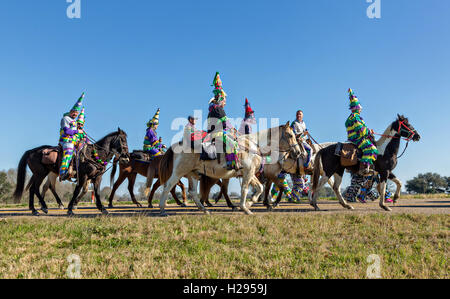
118,127 -> 122,133
397,114 -> 400,119
285,121 -> 290,128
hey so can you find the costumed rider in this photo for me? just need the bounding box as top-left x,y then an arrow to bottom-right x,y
238,98 -> 256,135
74,108 -> 90,151
143,108 -> 164,158
207,72 -> 240,170
59,92 -> 85,181
345,88 -> 379,175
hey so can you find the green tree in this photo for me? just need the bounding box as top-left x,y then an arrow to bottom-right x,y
406,173 -> 447,194
0,171 -> 13,202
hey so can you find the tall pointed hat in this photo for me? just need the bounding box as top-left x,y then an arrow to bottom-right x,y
244,98 -> 255,119
77,108 -> 85,126
211,72 -> 227,102
348,88 -> 362,111
147,108 -> 160,127
71,92 -> 85,112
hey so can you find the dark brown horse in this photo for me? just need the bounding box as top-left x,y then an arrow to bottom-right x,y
311,115 -> 420,211
108,153 -> 187,208
14,129 -> 130,216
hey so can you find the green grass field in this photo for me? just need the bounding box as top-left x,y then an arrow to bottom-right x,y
0,213 -> 448,279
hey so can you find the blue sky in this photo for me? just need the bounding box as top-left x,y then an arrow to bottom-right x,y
1,0 -> 449,193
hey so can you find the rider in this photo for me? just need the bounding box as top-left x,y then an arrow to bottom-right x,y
74,108 -> 89,151
238,98 -> 256,135
290,110 -> 311,200
207,72 -> 239,170
345,88 -> 379,175
59,92 -> 85,181
143,108 -> 164,158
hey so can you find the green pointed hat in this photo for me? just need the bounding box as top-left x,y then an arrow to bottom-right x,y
147,108 -> 160,127
348,88 -> 362,111
211,72 -> 227,102
77,108 -> 85,125
71,92 -> 85,112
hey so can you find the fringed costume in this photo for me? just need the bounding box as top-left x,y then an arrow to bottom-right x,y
59,93 -> 84,179
143,108 -> 163,158
238,98 -> 256,135
207,72 -> 239,170
345,89 -> 378,172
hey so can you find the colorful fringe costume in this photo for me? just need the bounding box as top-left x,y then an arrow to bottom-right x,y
344,173 -> 393,203
207,72 -> 239,170
238,98 -> 256,135
74,108 -> 89,150
59,93 -> 84,178
143,108 -> 163,158
345,89 -> 378,168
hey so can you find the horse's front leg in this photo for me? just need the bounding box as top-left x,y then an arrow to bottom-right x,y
67,177 -> 85,216
388,173 -> 402,203
159,174 -> 183,217
93,176 -> 108,215
239,174 -> 253,215
378,174 -> 392,211
248,176 -> 263,208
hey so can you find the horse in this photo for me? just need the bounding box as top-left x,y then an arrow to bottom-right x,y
155,122 -> 302,216
200,142 -> 336,210
13,129 -> 130,216
310,115 -> 420,211
108,153 -> 187,208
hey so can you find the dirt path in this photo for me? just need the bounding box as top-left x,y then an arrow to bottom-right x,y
0,197 -> 448,218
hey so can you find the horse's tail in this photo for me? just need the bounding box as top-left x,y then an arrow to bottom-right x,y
159,147 -> 174,185
110,158 -> 119,188
312,149 -> 324,191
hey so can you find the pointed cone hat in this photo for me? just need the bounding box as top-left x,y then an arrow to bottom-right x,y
147,108 -> 160,127
71,92 -> 85,112
244,98 -> 255,119
211,72 -> 227,102
77,108 -> 85,125
348,88 -> 362,111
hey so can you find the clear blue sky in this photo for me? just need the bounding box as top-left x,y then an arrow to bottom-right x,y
1,0 -> 449,193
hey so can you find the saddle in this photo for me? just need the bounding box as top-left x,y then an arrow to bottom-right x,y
41,146 -> 61,165
131,150 -> 152,162
335,142 -> 361,167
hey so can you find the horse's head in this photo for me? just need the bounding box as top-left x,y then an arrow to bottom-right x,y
111,127 -> 130,163
393,114 -> 421,142
279,121 -> 302,158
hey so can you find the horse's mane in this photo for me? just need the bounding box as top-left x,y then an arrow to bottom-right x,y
95,130 -> 126,145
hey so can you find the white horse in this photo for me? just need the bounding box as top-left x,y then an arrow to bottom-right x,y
152,122 -> 302,216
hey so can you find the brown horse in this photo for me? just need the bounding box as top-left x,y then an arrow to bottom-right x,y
108,152 -> 187,208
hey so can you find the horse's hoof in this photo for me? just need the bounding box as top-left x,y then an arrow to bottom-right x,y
41,208 -> 48,214
206,203 -> 213,208
136,203 -> 143,208
67,210 -> 75,217
101,209 -> 109,216
381,205 -> 392,212
59,205 -> 65,210
31,210 -> 40,216
204,210 -> 211,215
231,206 -> 238,212
148,204 -> 154,209
266,206 -> 273,212
159,212 -> 168,217
245,210 -> 254,216
180,203 -> 187,208
347,205 -> 354,210
108,204 -> 114,209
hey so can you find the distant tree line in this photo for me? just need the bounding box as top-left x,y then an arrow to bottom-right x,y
406,173 -> 449,194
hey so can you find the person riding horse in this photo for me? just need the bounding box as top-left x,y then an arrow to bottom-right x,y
345,88 -> 379,175
59,92 -> 85,181
238,98 -> 256,135
143,108 -> 164,158
207,72 -> 239,170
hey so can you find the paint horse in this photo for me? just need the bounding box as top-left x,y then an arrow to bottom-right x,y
310,115 -> 420,211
